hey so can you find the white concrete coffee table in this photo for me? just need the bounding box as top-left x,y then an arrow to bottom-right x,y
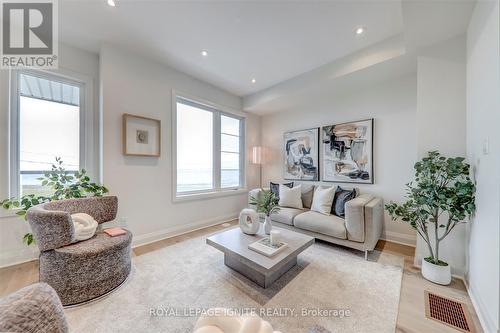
207,226 -> 314,288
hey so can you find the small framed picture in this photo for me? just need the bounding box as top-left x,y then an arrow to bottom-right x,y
123,114 -> 161,157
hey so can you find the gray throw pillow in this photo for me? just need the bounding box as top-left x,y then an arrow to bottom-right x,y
270,182 -> 293,201
331,187 -> 356,217
301,185 -> 315,209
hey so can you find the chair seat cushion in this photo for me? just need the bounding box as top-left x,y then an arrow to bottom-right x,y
55,229 -> 131,257
293,211 -> 347,239
270,207 -> 305,225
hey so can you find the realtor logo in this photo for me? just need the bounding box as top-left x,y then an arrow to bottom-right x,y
1,0 -> 58,68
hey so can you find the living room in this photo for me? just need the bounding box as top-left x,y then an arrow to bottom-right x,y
0,1 -> 498,332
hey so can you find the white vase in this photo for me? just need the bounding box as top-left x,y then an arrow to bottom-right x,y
264,216 -> 272,235
238,209 -> 260,235
421,258 -> 451,285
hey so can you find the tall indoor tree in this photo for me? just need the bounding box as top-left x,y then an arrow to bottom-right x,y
386,151 -> 475,284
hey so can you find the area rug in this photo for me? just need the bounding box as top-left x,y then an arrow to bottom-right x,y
65,227 -> 403,333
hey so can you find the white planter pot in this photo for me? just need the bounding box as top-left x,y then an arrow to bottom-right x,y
421,259 -> 451,285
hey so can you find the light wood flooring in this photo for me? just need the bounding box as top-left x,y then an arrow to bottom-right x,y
0,221 -> 483,333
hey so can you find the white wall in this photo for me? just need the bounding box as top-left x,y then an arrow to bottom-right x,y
414,36 -> 468,277
259,74 -> 418,246
0,43 -> 259,267
0,43 -> 101,267
466,1 -> 500,331
100,45 -> 259,247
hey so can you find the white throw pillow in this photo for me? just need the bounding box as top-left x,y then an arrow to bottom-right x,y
311,186 -> 336,215
278,185 -> 303,209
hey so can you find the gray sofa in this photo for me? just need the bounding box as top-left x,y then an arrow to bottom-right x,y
249,185 -> 383,259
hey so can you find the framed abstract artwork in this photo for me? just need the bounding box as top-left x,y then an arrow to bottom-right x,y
283,128 -> 319,181
123,114 -> 161,157
322,119 -> 373,184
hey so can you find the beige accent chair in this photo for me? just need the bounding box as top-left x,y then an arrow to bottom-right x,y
249,185 -> 383,259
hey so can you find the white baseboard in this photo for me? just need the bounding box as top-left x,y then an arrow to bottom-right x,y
131,212 -> 239,249
0,213 -> 239,269
464,280 -> 499,333
380,231 -> 416,247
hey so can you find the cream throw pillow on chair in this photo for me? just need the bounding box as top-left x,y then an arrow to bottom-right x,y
278,185 -> 303,209
311,186 -> 336,215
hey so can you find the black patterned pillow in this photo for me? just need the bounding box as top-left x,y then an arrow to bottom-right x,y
331,187 -> 356,217
270,182 -> 293,201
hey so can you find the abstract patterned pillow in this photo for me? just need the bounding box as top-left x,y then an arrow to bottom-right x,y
331,187 -> 356,217
270,182 -> 293,201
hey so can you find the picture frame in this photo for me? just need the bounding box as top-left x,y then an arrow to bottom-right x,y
122,113 -> 161,157
283,127 -> 319,181
321,118 -> 374,184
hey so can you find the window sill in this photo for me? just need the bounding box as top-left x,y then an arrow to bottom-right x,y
173,188 -> 248,203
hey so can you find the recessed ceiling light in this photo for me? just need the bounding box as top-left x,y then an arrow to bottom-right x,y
107,0 -> 116,6
355,26 -> 366,35
201,50 -> 208,57
251,78 -> 256,83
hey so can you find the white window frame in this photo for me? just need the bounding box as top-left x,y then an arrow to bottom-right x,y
9,68 -> 93,198
172,90 -> 246,202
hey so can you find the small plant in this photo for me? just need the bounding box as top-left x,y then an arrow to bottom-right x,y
386,151 -> 475,266
249,190 -> 280,217
1,157 -> 109,246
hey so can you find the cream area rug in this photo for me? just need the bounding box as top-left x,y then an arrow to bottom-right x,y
65,227 -> 403,333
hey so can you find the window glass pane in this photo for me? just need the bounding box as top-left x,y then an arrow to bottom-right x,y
221,134 -> 239,153
221,152 -> 239,188
176,101 -> 213,193
221,115 -> 240,136
19,87 -> 80,197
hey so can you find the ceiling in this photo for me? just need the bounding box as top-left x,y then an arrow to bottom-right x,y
59,0 -> 476,100
59,0 -> 405,96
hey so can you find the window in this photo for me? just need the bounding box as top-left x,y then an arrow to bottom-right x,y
175,96 -> 245,198
11,70 -> 85,197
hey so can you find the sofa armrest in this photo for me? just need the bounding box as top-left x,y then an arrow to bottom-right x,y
0,283 -> 68,333
248,188 -> 263,207
364,197 -> 384,251
26,205 -> 74,252
248,188 -> 271,207
345,194 -> 373,242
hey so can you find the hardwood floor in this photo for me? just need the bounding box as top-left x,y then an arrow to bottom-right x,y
375,240 -> 483,333
0,221 -> 483,333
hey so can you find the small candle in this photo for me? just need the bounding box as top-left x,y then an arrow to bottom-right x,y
270,230 -> 281,246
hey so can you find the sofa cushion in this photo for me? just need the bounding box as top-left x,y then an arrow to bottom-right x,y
279,185 -> 303,209
301,184 -> 315,209
270,182 -> 293,201
293,211 -> 347,239
311,186 -> 336,215
331,187 -> 356,217
270,207 -> 304,226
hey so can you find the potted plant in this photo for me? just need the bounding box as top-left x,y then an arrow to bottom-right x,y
249,190 -> 280,235
1,157 -> 109,245
386,151 -> 475,285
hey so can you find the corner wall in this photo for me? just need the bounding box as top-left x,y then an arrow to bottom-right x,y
465,1 -> 500,331
414,35 -> 467,277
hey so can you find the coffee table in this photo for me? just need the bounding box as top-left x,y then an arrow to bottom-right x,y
207,225 -> 314,288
